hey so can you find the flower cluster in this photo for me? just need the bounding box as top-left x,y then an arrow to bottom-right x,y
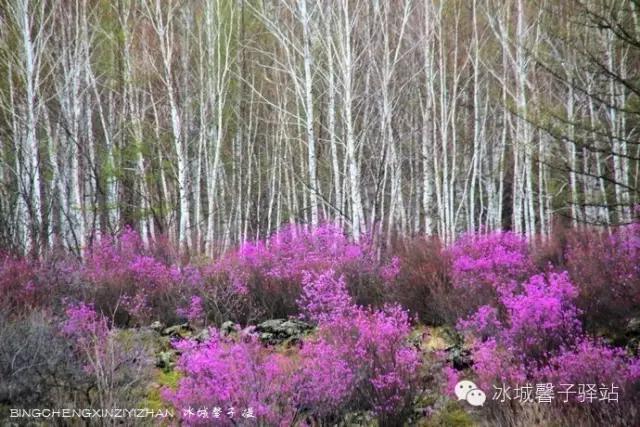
565,221 -> 640,335
61,302 -> 109,343
540,338 -> 640,388
177,295 -> 205,325
162,330 -> 299,426
215,223 -> 372,284
165,273 -> 422,424
3,220 -> 640,423
458,270 -> 640,395
61,302 -> 110,374
445,223 -> 640,407
83,228 -> 182,290
499,272 -> 582,361
212,223 -> 398,319
308,304 -> 422,418
296,269 -> 353,323
449,232 -> 533,289
81,227 -> 198,325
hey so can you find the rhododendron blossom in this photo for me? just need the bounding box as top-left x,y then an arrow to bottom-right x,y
297,269 -> 353,323
77,228 -> 205,325
165,296 -> 423,424
458,270 -> 640,395
215,224 -> 374,284
162,330 -> 299,426
541,338 -> 640,392
61,302 -> 110,374
308,305 -> 422,419
380,256 -> 401,284
450,232 -> 533,289
177,295 -> 205,324
62,302 -> 108,342
3,220 -> 640,425
211,223 -> 400,318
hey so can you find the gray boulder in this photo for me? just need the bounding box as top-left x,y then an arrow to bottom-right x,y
149,320 -> 164,332
627,318 -> 640,335
221,320 -> 239,336
161,322 -> 192,338
194,328 -> 212,343
255,318 -> 313,345
156,350 -> 178,371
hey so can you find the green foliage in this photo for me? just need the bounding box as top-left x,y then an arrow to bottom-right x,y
422,401 -> 475,427
143,369 -> 181,413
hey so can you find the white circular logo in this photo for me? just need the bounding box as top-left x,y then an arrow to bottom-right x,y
454,380 -> 486,406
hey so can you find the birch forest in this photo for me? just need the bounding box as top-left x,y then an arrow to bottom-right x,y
1,0 -> 638,257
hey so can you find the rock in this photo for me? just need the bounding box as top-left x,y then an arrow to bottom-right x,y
221,321 -> 239,336
260,332 -> 275,342
255,318 -> 313,345
256,319 -> 286,331
149,321 -> 164,332
281,320 -> 311,336
625,318 -> 640,355
157,350 -> 177,371
627,318 -> 640,335
445,345 -> 473,370
194,328 -> 211,343
161,323 -> 192,338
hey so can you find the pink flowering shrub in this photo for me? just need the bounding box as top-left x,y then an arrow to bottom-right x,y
467,337 -> 527,389
447,232 -> 535,316
62,302 -> 109,344
5,221 -> 640,423
0,254 -> 39,312
307,305 -> 422,422
458,271 -> 640,400
215,224 -> 369,285
0,252 -> 80,316
386,237 -> 456,325
296,269 -> 353,323
162,330 -> 300,426
62,302 -> 112,376
449,232 -> 533,289
295,340 -> 355,418
177,295 -> 205,327
165,290 -> 423,425
212,224 -> 398,320
459,272 -> 582,388
81,227 -> 199,326
457,305 -> 501,341
565,221 -> 640,339
442,366 -> 462,396
541,338 -> 640,392
296,267 -> 422,420
380,256 -> 401,284
60,301 -> 155,409
498,272 -> 582,361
